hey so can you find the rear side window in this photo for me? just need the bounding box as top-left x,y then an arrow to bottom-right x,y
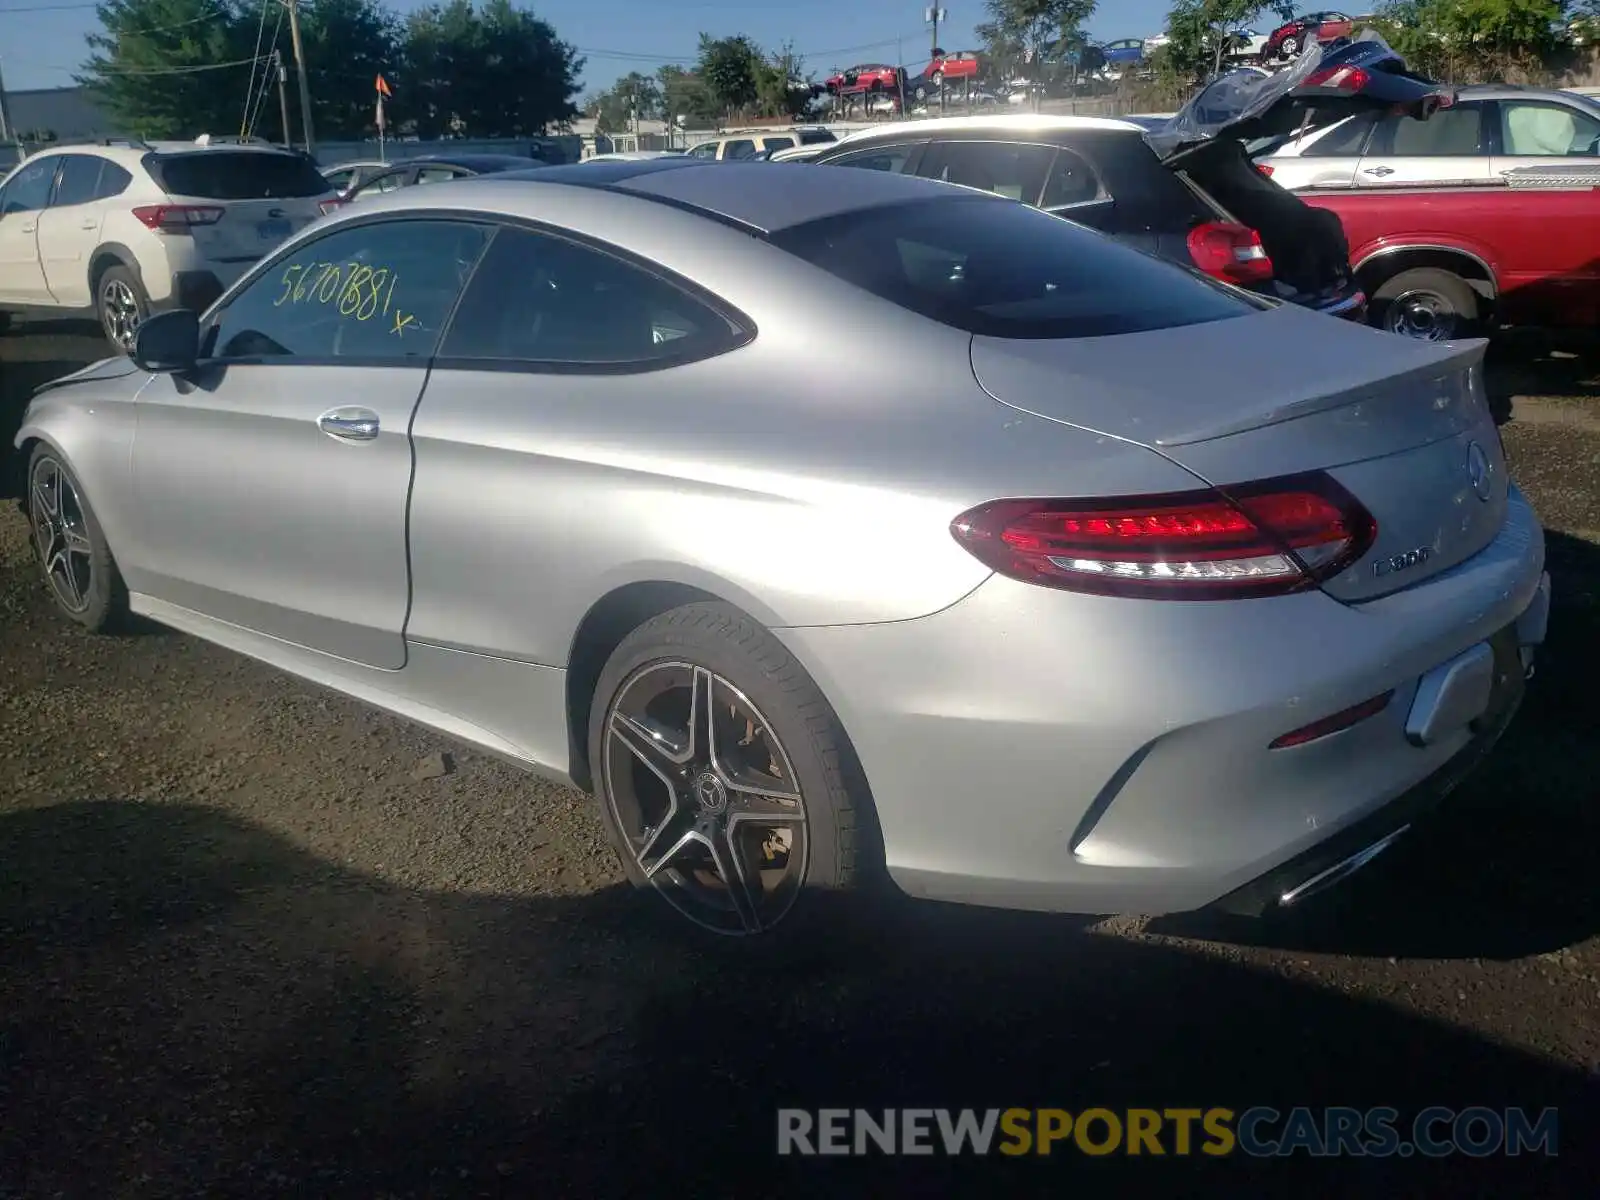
824,143 -> 921,173
97,162 -> 133,199
51,156 -> 104,207
763,136 -> 795,151
1304,112 -> 1378,157
150,151 -> 332,199
769,195 -> 1254,340
918,141 -> 1056,203
723,139 -> 758,160
1040,148 -> 1105,209
440,225 -> 738,367
1373,103 -> 1485,156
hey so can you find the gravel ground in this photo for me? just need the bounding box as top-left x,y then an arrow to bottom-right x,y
2,322 -> 1599,1197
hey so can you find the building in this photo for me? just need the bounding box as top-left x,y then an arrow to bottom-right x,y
1,85 -> 117,142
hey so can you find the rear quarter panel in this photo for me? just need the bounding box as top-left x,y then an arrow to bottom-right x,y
1300,186 -> 1600,327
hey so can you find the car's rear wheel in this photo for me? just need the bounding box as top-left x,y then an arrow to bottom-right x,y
25,445 -> 128,632
1372,268 -> 1480,342
589,602 -> 868,937
97,265 -> 149,355
1280,34 -> 1303,58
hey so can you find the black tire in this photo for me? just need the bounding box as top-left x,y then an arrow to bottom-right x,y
25,444 -> 129,632
1280,34 -> 1303,58
96,264 -> 149,356
588,601 -> 872,937
1371,268 -> 1480,342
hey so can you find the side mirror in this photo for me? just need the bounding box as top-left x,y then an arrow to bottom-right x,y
132,308 -> 200,373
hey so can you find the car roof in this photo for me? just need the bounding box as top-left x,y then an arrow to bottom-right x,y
407,153 -> 549,171
829,113 -> 1147,151
1454,83 -> 1595,103
448,157 -> 1001,233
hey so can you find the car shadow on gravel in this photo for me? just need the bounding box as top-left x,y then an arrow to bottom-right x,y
1486,332 -> 1600,425
1,799 -> 1596,1198
0,356 -> 92,500
1151,530 -> 1600,963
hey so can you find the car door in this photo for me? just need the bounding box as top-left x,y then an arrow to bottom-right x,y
0,155 -> 61,306
126,216 -> 493,669
1355,100 -> 1493,186
34,154 -> 111,308
405,222 -> 752,673
1490,97 -> 1600,178
1318,12 -> 1354,41
1259,110 -> 1380,190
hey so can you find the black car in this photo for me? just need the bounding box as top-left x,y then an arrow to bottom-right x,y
338,154 -> 549,205
809,35 -> 1450,322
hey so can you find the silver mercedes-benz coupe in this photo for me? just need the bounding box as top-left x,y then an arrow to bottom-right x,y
16,158 -> 1549,937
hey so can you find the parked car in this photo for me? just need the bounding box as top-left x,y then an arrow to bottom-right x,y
1262,11 -> 1356,62
14,157 -> 1547,939
0,137 -> 335,352
824,63 -> 901,97
337,154 -> 548,206
1299,164 -> 1600,339
1101,38 -> 1147,67
907,50 -> 983,100
321,159 -> 390,198
684,132 -> 814,161
583,151 -> 685,163
1253,84 -> 1600,191
811,38 -> 1450,322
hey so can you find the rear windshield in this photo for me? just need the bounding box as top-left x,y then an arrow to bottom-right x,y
768,196 -> 1256,339
149,151 -> 332,199
798,129 -> 838,145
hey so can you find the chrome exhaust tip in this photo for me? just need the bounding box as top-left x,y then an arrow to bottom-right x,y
1278,824 -> 1412,908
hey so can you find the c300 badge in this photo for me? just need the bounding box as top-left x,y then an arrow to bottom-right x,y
1373,546 -> 1433,578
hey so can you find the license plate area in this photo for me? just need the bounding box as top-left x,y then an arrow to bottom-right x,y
258,219 -> 292,242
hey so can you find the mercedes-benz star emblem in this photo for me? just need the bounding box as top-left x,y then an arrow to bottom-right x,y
1466,441 -> 1493,503
693,771 -> 728,816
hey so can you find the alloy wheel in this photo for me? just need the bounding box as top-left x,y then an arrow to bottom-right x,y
102,278 -> 141,351
1385,289 -> 1457,342
29,456 -> 95,614
602,661 -> 809,935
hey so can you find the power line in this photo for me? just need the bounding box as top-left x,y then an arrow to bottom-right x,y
61,54 -> 267,76
0,2 -> 98,11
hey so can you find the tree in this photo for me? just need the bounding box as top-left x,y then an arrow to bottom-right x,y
401,0 -> 582,137
298,0 -> 403,140
753,43 -> 812,119
975,0 -> 1099,91
655,64 -> 720,128
696,34 -> 763,116
1162,2 -> 1295,79
78,0 -> 256,138
1373,0 -> 1569,80
590,71 -> 662,134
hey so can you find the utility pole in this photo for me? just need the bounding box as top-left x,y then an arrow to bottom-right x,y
275,50 -> 292,150
0,56 -> 12,145
284,0 -> 315,155
926,6 -> 948,115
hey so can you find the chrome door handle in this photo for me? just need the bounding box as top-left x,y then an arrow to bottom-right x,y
20,222 -> 36,233
318,407 -> 380,441
1363,166 -> 1395,177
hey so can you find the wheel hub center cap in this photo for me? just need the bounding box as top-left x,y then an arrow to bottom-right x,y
692,771 -> 729,816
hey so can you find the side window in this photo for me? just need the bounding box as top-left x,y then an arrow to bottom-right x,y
96,162 -> 133,200
1304,111 -> 1377,157
919,141 -> 1057,204
723,139 -> 758,160
688,142 -> 720,160
1039,148 -> 1104,210
1500,102 -> 1600,157
1373,103 -> 1484,157
323,167 -> 355,191
824,143 -> 921,173
50,156 -> 104,207
439,225 -> 738,367
1,157 -> 60,216
416,166 -> 466,185
209,220 -> 491,362
349,169 -> 405,202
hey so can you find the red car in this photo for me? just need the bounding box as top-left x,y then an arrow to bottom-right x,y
1300,172 -> 1600,339
1262,11 -> 1356,61
824,63 -> 900,96
919,50 -> 981,85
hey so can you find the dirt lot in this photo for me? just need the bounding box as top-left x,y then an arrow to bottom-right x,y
2,322 -> 1599,1197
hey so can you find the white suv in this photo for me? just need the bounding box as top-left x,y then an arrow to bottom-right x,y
0,139 -> 336,352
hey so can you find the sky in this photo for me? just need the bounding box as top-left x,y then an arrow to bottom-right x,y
0,0 -> 1176,96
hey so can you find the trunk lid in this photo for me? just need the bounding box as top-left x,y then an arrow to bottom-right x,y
148,149 -> 332,266
968,304 -> 1508,603
1145,33 -> 1453,166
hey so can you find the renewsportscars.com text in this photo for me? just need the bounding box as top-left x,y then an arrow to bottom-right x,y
776,1106 -> 1559,1158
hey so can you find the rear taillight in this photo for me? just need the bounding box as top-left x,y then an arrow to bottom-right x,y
1187,221 -> 1275,286
131,204 -> 224,233
1255,162 -> 1275,178
1304,65 -> 1370,91
949,472 -> 1377,600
